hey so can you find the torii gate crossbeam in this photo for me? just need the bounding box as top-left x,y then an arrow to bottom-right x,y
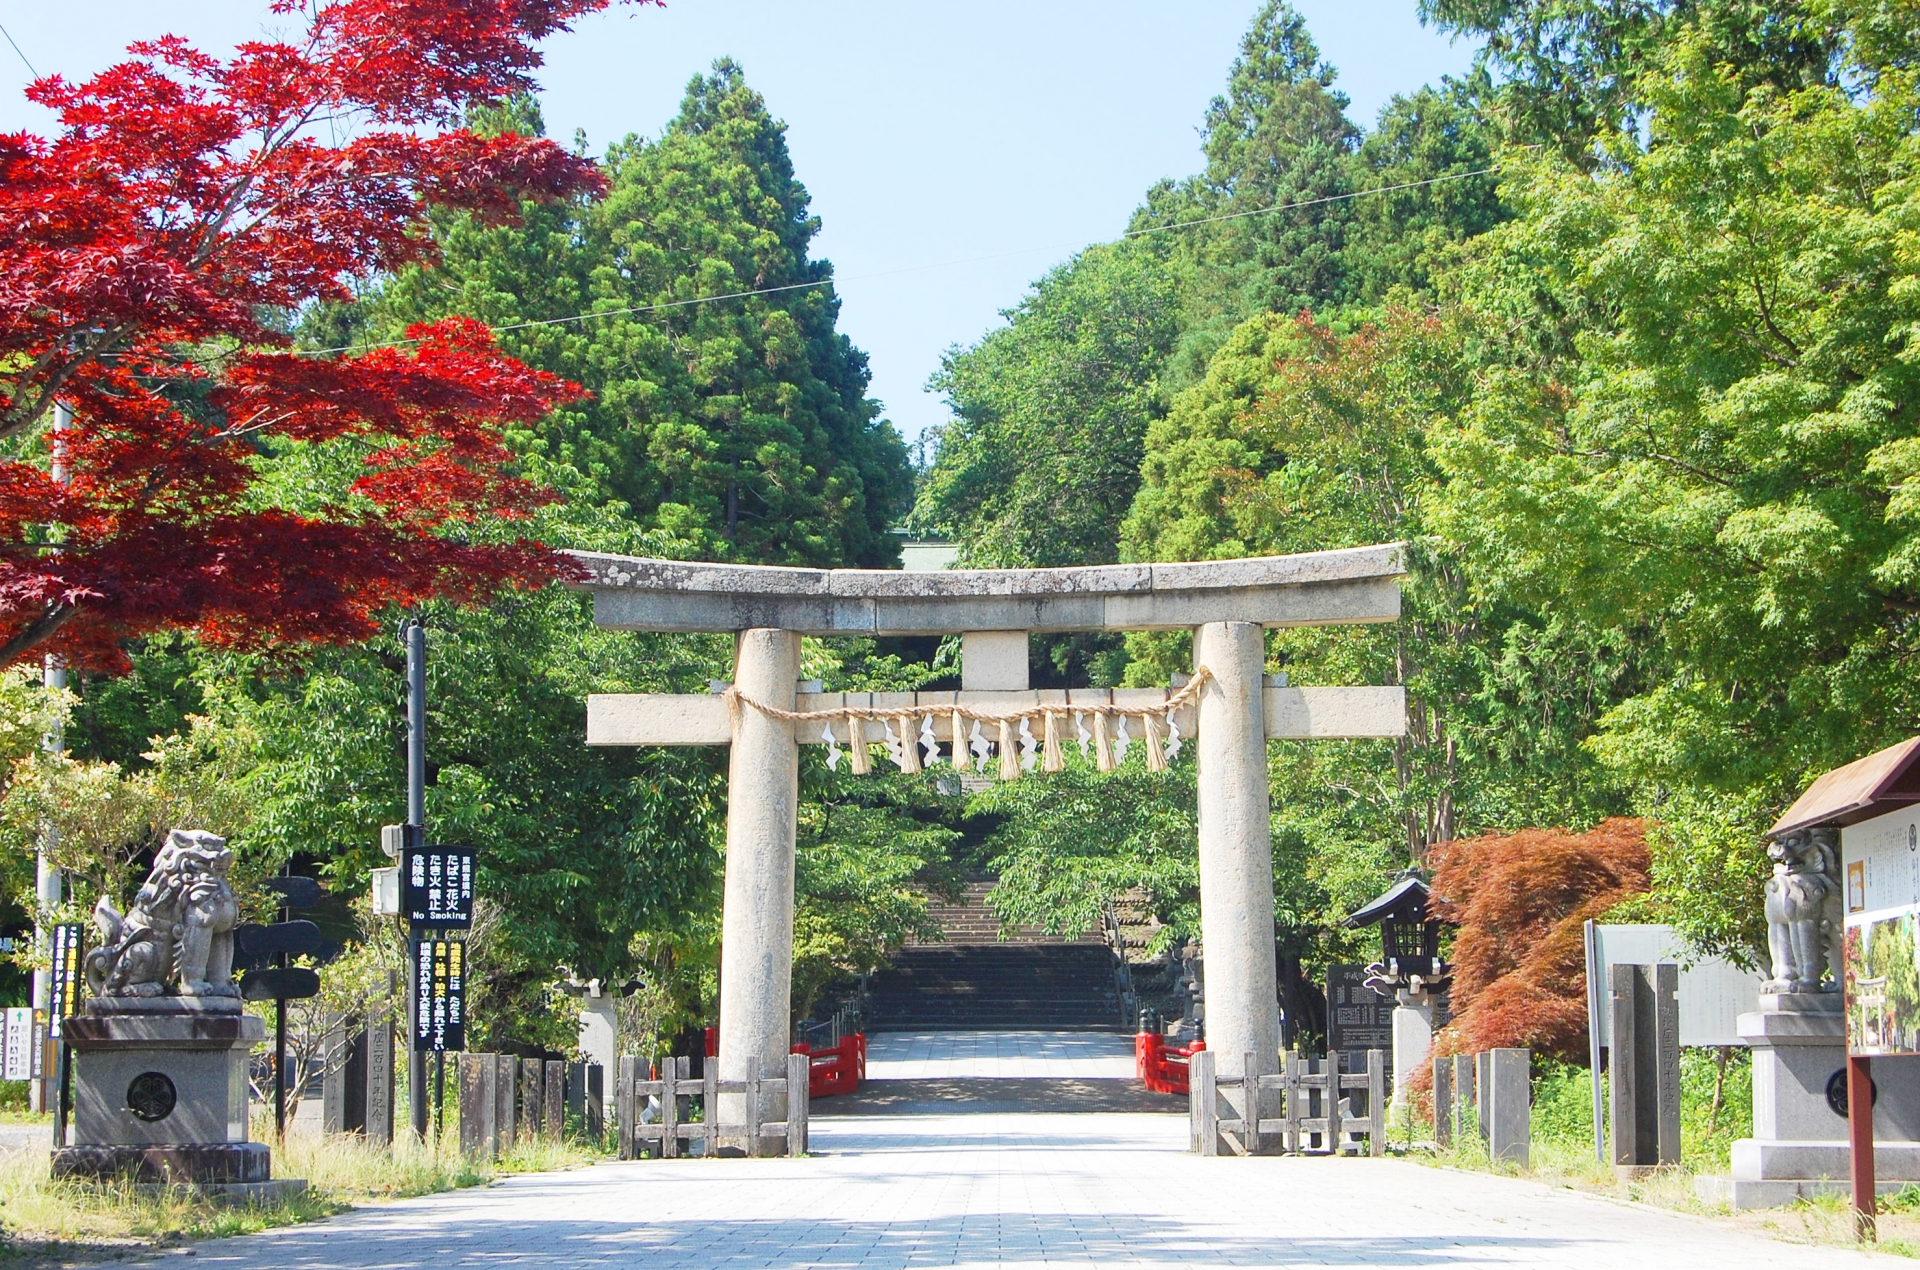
570,545 -> 1408,1153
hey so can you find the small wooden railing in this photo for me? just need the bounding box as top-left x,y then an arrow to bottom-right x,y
614,1053 -> 809,1159
1189,1048 -> 1386,1157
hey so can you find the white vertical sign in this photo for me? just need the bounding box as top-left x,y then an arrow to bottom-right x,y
4,1007 -> 33,1081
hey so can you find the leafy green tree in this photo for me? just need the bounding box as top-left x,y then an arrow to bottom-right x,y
1133,0 -> 1362,381
1418,0 -> 1841,158
1432,10 -> 1920,955
1343,74 -> 1508,302
911,243 -> 1180,567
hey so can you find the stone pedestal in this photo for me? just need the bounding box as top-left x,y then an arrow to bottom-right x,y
52,999 -> 301,1200
1697,995 -> 1920,1208
1389,994 -> 1434,1124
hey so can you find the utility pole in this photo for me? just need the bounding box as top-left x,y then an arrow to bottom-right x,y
33,400 -> 71,1116
405,618 -> 430,1142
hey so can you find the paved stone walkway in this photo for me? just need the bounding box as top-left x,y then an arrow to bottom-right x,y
866,1031 -> 1137,1080
197,1113 -> 1883,1269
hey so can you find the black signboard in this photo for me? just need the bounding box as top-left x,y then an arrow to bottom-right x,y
412,937 -> 465,1053
1326,962 -> 1394,1053
402,846 -> 475,930
49,923 -> 83,1038
241,966 -> 321,1002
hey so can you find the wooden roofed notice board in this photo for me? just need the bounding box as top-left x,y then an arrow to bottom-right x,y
1771,736 -> 1920,1056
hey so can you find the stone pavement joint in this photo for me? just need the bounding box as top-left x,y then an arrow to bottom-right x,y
195,1114 -> 1882,1269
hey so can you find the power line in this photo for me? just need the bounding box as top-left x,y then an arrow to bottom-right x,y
0,22 -> 39,79
298,165 -> 1501,357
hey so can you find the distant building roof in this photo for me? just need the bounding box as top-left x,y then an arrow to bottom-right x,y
1768,736 -> 1920,837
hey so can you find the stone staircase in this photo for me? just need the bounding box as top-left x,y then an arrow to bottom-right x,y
870,882 -> 1122,1031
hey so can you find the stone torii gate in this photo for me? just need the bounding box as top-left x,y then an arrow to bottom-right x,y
571,544 -> 1408,1142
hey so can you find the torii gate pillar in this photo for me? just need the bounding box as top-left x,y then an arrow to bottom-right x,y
1195,621 -> 1279,1116
718,628 -> 801,1131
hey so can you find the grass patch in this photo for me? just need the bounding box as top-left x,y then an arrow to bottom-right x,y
0,1126 -> 605,1267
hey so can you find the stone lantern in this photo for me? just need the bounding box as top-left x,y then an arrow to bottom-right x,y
1344,869 -> 1449,1121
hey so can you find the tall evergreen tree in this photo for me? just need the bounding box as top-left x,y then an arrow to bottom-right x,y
382,65 -> 911,568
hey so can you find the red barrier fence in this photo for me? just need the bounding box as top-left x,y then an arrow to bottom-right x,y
793,1033 -> 866,1099
1136,1031 -> 1204,1095
703,1027 -> 867,1099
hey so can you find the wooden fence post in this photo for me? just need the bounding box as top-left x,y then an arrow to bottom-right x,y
666,1056 -> 688,1159
586,1063 -> 605,1140
701,1054 -> 717,1158
1193,1048 -> 1218,1156
1368,1048 -> 1385,1158
459,1053 -> 487,1158
520,1058 -> 543,1145
495,1053 -> 517,1157
615,1056 -> 636,1161
787,1051 -> 809,1157
744,1055 -> 762,1159
1326,1050 -> 1344,1153
1242,1051 -> 1259,1155
544,1059 -> 565,1142
1284,1053 -> 1301,1153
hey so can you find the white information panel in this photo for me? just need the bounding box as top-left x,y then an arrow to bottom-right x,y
3,1007 -> 34,1081
1843,804 -> 1920,1054
1586,923 -> 1762,1049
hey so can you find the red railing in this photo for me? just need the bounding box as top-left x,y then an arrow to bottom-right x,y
705,1026 -> 866,1098
792,1033 -> 866,1099
1136,1030 -> 1204,1095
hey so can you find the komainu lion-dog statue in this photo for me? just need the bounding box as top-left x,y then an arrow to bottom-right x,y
1763,826 -> 1843,994
85,829 -> 241,1000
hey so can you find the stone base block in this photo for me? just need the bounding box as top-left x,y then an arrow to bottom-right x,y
53,1142 -> 271,1185
1697,1175 -> 1913,1210
131,1179 -> 308,1206
1732,1137 -> 1920,1182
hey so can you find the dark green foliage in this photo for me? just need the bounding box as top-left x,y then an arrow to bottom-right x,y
382,70 -> 911,568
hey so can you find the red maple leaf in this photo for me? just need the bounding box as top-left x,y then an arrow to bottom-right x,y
0,0 -> 653,671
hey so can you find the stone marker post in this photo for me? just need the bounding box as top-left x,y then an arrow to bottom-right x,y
520,1059 -> 543,1144
1432,1055 -> 1453,1149
1193,621 -> 1277,1145
1486,1048 -> 1531,1164
1453,1052 -> 1475,1143
458,1053 -> 489,1158
543,1059 -> 565,1141
494,1053 -> 516,1156
1610,962 -> 1680,1176
321,1015 -> 366,1135
717,628 -> 801,1140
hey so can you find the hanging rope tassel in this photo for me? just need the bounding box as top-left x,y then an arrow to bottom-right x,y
950,710 -> 968,771
998,719 -> 1020,782
894,717 -> 922,773
1142,712 -> 1167,772
1092,712 -> 1115,772
846,712 -> 871,775
1042,711 -> 1065,773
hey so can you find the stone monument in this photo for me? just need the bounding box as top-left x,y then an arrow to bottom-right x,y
51,830 -> 301,1198
1700,814 -> 1920,1207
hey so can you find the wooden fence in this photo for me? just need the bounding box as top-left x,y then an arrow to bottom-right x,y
458,1054 -> 570,1159
615,1053 -> 810,1159
1188,1048 -> 1386,1157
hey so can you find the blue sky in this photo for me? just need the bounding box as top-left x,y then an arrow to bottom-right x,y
0,2 -> 1480,446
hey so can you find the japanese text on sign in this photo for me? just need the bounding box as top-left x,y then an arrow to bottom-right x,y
1326,963 -> 1394,1053
402,845 -> 475,930
49,923 -> 83,1038
412,938 -> 466,1053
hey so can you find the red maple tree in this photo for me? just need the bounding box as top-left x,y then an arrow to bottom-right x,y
0,0 -> 648,671
1428,818 -> 1651,1063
